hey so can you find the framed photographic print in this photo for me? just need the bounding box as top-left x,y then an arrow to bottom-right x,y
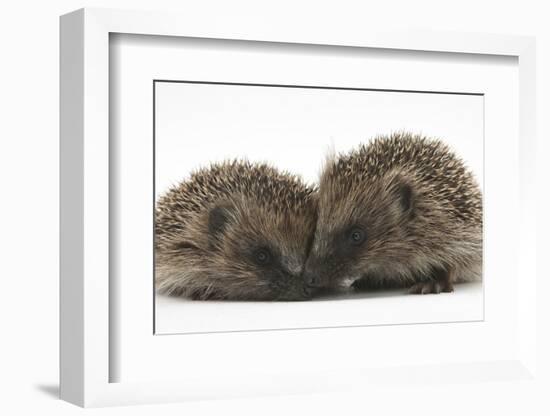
60,8 -> 539,407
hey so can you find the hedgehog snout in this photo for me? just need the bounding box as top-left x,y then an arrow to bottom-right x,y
277,280 -> 314,301
303,256 -> 327,290
303,270 -> 321,288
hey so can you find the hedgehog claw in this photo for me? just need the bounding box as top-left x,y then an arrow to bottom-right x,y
408,280 -> 453,295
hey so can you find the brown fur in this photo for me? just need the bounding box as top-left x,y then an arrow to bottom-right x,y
155,160 -> 318,300
303,132 -> 482,294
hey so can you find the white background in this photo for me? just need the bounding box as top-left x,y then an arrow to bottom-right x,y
1,1 -> 548,416
155,82 -> 484,194
154,80 -> 485,334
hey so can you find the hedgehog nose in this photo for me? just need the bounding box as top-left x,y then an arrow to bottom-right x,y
304,271 -> 321,288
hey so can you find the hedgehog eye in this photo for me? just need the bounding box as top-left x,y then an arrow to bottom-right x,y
254,248 -> 272,266
349,227 -> 366,246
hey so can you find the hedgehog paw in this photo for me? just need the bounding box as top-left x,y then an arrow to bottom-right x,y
408,280 -> 454,295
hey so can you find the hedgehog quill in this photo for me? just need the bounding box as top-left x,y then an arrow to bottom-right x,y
155,160 -> 318,301
303,132 -> 482,295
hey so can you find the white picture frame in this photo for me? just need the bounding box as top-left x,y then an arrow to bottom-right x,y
60,7 -> 538,407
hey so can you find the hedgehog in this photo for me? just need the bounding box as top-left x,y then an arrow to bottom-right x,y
155,160 -> 318,301
303,132 -> 482,295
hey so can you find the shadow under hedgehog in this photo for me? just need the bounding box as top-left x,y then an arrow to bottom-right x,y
155,160 -> 318,301
304,132 -> 482,295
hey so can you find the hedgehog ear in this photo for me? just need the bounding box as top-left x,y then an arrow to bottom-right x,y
208,203 -> 233,238
386,173 -> 415,218
397,181 -> 414,213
